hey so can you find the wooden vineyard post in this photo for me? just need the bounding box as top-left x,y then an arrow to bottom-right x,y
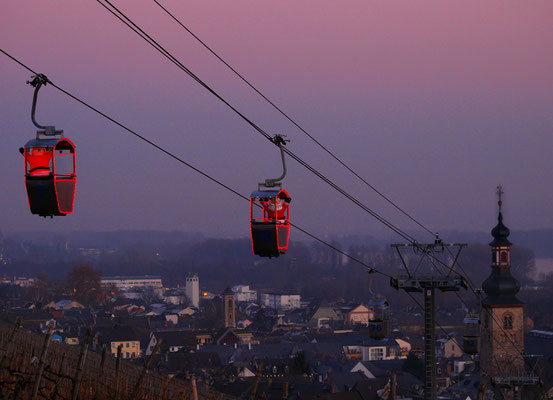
248,362 -> 263,400
30,329 -> 53,400
114,345 -> 122,400
191,375 -> 198,400
71,326 -> 92,400
130,338 -> 163,399
93,345 -> 107,400
161,375 -> 169,400
0,317 -> 22,371
52,352 -> 66,399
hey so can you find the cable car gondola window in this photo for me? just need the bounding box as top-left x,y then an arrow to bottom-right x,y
53,141 -> 75,176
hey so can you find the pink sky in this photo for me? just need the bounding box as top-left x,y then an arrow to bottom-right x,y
1,0 -> 552,238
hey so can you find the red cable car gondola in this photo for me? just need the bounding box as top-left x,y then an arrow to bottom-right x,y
19,74 -> 76,218
250,135 -> 291,258
250,188 -> 291,257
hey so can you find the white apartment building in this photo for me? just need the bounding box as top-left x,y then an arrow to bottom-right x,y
185,274 -> 199,308
101,276 -> 162,290
259,293 -> 300,311
232,285 -> 257,303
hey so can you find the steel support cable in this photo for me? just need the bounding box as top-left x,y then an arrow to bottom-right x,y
421,251 -> 522,360
444,248 -> 526,353
151,0 -> 435,238
430,249 -> 541,386
102,0 -> 492,297
1,49 -> 528,388
403,291 -> 503,387
96,0 -> 420,245
442,249 -> 530,360
410,243 -> 528,359
403,247 -> 532,389
396,235 -> 540,385
0,47 -> 395,283
149,1 -> 515,338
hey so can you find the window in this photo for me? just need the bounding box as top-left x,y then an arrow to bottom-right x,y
126,342 -> 130,348
54,147 -> 75,175
370,348 -> 384,360
500,251 -> 508,264
503,313 -> 513,330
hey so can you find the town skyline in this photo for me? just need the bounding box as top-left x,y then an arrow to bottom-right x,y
1,1 -> 552,398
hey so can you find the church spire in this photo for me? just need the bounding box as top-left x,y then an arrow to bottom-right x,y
490,185 -> 511,247
482,186 -> 522,305
479,186 -> 525,385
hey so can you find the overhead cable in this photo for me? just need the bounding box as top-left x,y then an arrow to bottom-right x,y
1,48 -> 535,383
0,47 -> 390,281
152,0 -> 435,237
96,0 -> 419,245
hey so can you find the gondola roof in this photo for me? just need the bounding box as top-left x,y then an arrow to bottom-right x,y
250,189 -> 285,199
24,137 -> 73,148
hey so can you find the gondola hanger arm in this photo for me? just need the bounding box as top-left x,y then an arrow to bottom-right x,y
263,134 -> 290,188
27,74 -> 59,137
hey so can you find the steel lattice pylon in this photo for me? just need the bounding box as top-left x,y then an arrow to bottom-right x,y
390,239 -> 467,400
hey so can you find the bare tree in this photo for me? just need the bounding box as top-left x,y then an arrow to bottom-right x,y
66,265 -> 102,306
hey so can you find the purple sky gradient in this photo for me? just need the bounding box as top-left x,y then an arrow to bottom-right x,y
1,0 -> 552,241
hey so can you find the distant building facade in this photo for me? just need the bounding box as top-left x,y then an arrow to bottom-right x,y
101,276 -> 162,290
308,302 -> 341,328
347,304 -> 371,326
436,337 -> 463,359
259,293 -> 300,311
223,288 -> 236,328
232,285 -> 257,303
185,274 -> 199,308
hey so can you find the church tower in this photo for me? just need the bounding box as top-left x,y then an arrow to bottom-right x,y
480,187 -> 525,380
223,288 -> 236,328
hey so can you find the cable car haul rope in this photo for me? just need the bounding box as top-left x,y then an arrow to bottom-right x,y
0,32 -> 537,381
